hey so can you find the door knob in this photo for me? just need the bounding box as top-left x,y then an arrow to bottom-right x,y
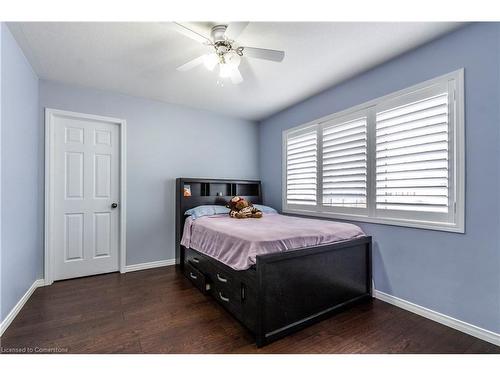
111,203 -> 118,209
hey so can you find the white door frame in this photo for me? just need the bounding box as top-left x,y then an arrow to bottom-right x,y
44,108 -> 127,285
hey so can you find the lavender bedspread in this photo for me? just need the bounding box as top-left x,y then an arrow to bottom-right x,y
180,213 -> 365,270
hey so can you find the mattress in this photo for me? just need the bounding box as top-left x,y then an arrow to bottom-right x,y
180,213 -> 365,270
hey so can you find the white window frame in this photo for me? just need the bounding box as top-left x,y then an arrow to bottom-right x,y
282,69 -> 465,233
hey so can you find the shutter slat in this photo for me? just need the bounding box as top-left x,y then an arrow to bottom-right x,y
288,154 -> 316,164
324,168 -> 367,177
287,161 -> 317,171
376,131 -> 448,149
323,161 -> 367,172
376,91 -> 449,213
323,153 -> 367,166
377,114 -> 448,136
323,182 -> 367,189
323,188 -> 366,194
287,143 -> 317,155
377,140 -> 448,159
376,195 -> 448,205
377,150 -> 448,166
287,138 -> 316,151
376,203 -> 448,213
322,139 -> 367,154
288,151 -> 316,162
377,102 -> 447,129
376,159 -> 448,174
287,174 -> 317,181
287,195 -> 317,200
323,125 -> 366,142
376,168 -> 448,181
323,197 -> 366,207
287,132 -> 316,144
376,176 -> 448,186
288,169 -> 317,177
287,190 -> 317,196
287,182 -> 317,188
322,132 -> 366,149
377,124 -> 448,146
322,146 -> 367,159
323,118 -> 366,135
377,187 -> 448,196
376,123 -> 448,144
377,94 -> 447,122
287,200 -> 316,205
324,175 -> 367,182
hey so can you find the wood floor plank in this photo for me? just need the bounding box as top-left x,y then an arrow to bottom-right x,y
1,266 -> 498,354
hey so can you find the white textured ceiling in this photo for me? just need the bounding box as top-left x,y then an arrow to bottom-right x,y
8,22 -> 463,121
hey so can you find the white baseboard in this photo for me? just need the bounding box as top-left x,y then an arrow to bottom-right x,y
124,258 -> 175,273
0,279 -> 45,337
373,289 -> 500,347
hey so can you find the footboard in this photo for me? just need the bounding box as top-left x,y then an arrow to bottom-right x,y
254,236 -> 372,347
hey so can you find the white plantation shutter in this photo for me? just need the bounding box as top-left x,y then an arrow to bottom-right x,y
322,116 -> 367,208
376,90 -> 450,214
282,71 -> 463,232
286,128 -> 318,206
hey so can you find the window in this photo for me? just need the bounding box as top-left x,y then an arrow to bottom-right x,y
285,127 -> 317,206
283,70 -> 464,232
321,114 -> 368,212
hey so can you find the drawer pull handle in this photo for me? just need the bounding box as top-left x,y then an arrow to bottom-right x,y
191,257 -> 200,264
189,272 -> 198,280
217,273 -> 228,283
219,292 -> 230,302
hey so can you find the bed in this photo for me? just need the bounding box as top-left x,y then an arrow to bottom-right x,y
175,178 -> 372,347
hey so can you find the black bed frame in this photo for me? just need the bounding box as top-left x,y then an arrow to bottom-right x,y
175,178 -> 372,347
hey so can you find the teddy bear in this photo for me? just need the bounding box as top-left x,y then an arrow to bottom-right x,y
226,196 -> 263,219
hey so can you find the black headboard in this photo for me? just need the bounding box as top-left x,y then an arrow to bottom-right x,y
175,177 -> 262,265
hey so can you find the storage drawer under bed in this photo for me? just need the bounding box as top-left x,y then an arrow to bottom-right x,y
182,247 -> 257,332
211,283 -> 243,319
185,248 -> 211,271
183,261 -> 210,294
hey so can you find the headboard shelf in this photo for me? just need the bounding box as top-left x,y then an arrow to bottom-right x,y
235,183 -> 259,197
175,177 -> 262,265
208,183 -> 232,197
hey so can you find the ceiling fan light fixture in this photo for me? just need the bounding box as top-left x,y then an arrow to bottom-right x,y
219,51 -> 241,78
219,63 -> 233,78
224,51 -> 241,68
173,22 -> 285,85
203,53 -> 218,71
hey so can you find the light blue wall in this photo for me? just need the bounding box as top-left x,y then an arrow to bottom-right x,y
1,24 -> 41,321
39,80 -> 259,266
259,23 -> 500,333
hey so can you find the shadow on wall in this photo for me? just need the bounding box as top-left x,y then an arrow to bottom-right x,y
168,178 -> 177,246
168,176 -> 175,207
372,240 -> 391,294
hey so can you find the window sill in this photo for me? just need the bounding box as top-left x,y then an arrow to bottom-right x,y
282,208 -> 465,234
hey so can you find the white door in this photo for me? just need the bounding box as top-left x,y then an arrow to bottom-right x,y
52,113 -> 121,280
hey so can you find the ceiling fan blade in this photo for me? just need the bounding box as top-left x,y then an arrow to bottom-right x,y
224,22 -> 249,40
171,22 -> 211,44
229,67 -> 244,85
176,55 -> 205,72
242,47 -> 285,62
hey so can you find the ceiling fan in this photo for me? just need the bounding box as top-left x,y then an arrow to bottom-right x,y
172,22 -> 285,85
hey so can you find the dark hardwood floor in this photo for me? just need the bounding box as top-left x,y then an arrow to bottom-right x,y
1,266 -> 498,354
